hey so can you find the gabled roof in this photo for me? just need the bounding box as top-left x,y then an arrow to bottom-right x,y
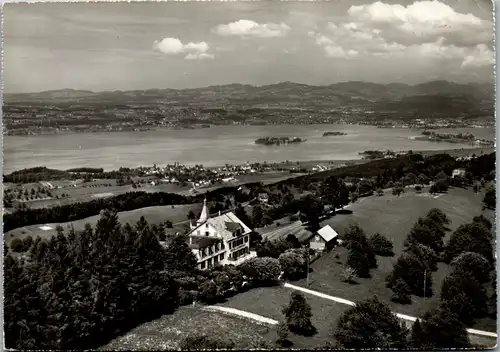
316,225 -> 339,242
204,212 -> 252,241
225,222 -> 242,232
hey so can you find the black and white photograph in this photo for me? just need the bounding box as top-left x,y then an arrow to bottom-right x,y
2,0 -> 497,350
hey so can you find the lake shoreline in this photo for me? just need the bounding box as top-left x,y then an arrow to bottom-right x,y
4,147 -> 492,176
4,124 -> 494,174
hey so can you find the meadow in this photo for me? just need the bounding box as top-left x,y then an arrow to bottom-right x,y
100,306 -> 274,350
4,203 -> 203,243
296,186 -> 494,331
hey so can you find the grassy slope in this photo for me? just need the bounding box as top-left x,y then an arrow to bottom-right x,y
101,306 -> 274,350
218,186 -> 495,347
296,186 -> 496,331
216,285 -> 350,348
4,203 -> 203,243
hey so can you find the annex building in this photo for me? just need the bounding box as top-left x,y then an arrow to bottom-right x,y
187,199 -> 256,270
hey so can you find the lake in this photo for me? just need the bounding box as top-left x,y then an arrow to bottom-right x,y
3,124 -> 495,174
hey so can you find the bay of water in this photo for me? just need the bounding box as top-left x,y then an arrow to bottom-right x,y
3,124 -> 495,174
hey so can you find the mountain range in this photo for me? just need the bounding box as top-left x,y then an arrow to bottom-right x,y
5,80 -> 494,122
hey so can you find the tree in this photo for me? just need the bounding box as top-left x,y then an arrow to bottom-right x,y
187,210 -> 196,220
441,271 -> 488,324
483,186 -> 495,209
249,231 -> 263,249
392,185 -> 404,196
297,194 -> 324,231
164,234 -> 198,272
430,179 -> 448,193
347,243 -> 371,278
404,219 -> 444,254
409,309 -> 470,349
180,333 -> 235,350
334,296 -> 407,349
426,208 -> 450,226
239,257 -> 281,286
473,214 -> 492,231
165,220 -> 173,228
386,253 -> 432,297
341,266 -> 358,284
443,223 -> 493,264
198,279 -> 218,304
343,224 -> 377,269
390,278 -> 412,304
234,205 -> 251,228
450,252 -> 491,284
282,291 -> 316,336
417,173 -> 430,185
285,234 -> 302,248
252,205 -> 264,228
276,321 -> 292,347
10,238 -> 23,252
279,248 -> 308,280
369,233 -> 394,256
403,242 -> 438,271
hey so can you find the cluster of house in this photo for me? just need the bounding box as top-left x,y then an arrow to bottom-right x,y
176,198 -> 340,270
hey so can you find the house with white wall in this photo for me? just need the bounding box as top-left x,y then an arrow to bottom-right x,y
187,199 -> 256,270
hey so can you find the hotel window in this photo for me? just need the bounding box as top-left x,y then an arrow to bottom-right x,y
201,261 -> 206,269
244,236 -> 248,243
209,246 -> 213,255
221,242 -> 225,250
220,253 -> 224,260
205,231 -> 209,236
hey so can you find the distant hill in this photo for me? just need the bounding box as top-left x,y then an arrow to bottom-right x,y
4,81 -> 494,126
5,80 -> 493,104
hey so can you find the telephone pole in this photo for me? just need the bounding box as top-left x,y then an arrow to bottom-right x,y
306,248 -> 310,287
423,270 -> 427,301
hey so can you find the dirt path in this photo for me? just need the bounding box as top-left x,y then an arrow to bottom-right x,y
203,305 -> 278,326
284,282 -> 497,339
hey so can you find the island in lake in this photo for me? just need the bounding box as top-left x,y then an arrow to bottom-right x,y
323,131 -> 348,137
359,150 -> 397,160
255,136 -> 306,146
415,131 -> 494,146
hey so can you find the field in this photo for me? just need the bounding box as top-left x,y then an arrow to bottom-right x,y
4,203 -> 203,243
101,306 -> 274,350
216,285 -> 350,348
215,186 -> 496,347
296,186 -> 496,331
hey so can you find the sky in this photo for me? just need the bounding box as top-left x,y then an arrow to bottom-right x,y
3,0 -> 495,93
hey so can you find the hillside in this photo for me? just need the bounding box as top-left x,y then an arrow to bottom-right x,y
4,80 -> 494,135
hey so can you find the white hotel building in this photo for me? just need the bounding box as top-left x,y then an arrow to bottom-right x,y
187,199 -> 256,270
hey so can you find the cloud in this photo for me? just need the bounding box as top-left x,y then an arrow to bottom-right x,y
346,0 -> 492,47
185,53 -> 215,61
213,19 -> 291,38
153,37 -> 214,60
324,45 -> 358,59
461,44 -> 494,68
307,0 -> 493,72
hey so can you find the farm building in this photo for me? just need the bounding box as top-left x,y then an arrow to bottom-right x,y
307,225 -> 339,251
